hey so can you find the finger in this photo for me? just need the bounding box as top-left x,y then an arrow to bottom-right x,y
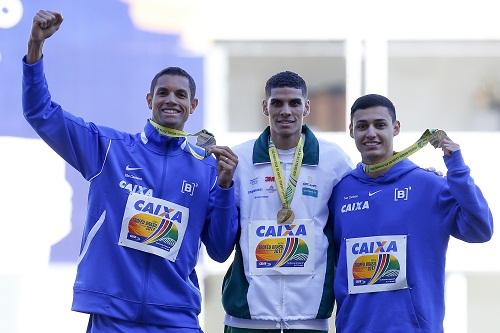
218,156 -> 238,170
211,146 -> 238,163
33,15 -> 49,29
37,11 -> 62,28
37,11 -> 54,24
218,156 -> 237,168
50,12 -> 64,26
210,145 -> 231,156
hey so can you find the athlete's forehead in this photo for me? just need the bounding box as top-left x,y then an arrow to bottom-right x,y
268,87 -> 305,101
352,106 -> 393,123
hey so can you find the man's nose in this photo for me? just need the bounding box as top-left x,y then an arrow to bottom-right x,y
366,125 -> 376,137
164,92 -> 177,104
280,104 -> 292,116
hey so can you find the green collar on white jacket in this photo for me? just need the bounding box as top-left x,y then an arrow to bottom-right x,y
252,125 -> 319,166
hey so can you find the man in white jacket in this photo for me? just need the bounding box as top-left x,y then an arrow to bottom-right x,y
222,71 -> 352,332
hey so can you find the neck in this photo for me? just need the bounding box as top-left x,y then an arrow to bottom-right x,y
270,131 -> 301,150
365,168 -> 389,178
362,152 -> 395,178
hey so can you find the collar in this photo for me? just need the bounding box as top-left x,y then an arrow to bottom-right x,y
252,125 -> 319,165
141,120 -> 184,154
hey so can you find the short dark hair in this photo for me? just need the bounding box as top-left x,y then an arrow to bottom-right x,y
149,67 -> 196,100
350,94 -> 396,122
265,71 -> 307,98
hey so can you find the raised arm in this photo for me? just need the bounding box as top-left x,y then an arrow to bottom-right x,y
436,135 -> 493,242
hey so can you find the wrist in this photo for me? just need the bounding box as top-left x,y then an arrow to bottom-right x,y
27,39 -> 44,64
218,179 -> 233,189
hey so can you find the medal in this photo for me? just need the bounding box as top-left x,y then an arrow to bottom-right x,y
196,129 -> 216,150
429,129 -> 448,148
277,207 -> 295,225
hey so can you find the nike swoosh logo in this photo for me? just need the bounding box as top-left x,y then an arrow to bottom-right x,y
125,165 -> 142,171
368,190 -> 382,197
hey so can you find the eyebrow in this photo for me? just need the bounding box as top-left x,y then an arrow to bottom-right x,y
156,87 -> 188,94
356,118 -> 389,122
269,97 -> 303,103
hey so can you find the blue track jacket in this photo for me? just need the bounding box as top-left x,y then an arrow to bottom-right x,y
330,152 -> 493,333
22,58 -> 238,328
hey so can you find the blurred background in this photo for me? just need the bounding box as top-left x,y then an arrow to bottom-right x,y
1,0 -> 499,332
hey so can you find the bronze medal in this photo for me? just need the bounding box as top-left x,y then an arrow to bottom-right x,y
277,207 -> 295,225
430,130 -> 448,148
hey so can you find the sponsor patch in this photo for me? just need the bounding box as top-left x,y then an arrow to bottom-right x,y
302,187 -> 318,198
346,235 -> 408,294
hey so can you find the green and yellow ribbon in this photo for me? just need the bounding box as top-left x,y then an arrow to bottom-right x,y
268,136 -> 304,209
363,128 -> 447,173
149,119 -> 215,160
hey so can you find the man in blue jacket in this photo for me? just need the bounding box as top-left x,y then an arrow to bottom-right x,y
23,10 -> 239,333
329,94 -> 494,333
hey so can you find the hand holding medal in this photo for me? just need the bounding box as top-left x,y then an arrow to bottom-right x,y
207,145 -> 238,189
429,130 -> 460,156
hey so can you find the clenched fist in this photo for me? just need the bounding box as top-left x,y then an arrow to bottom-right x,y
27,10 -> 63,64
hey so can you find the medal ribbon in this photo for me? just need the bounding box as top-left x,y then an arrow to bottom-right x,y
363,128 -> 447,173
268,136 -> 304,209
149,119 -> 215,160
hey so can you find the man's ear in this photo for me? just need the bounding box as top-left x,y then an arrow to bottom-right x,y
146,93 -> 153,110
262,99 -> 269,116
393,120 -> 401,137
303,99 -> 311,117
349,123 -> 354,138
190,98 -> 199,114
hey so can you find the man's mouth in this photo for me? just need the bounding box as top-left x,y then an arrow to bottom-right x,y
160,108 -> 181,114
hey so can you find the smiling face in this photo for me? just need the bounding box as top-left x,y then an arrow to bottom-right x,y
263,87 -> 310,149
146,74 -> 198,130
350,106 -> 400,165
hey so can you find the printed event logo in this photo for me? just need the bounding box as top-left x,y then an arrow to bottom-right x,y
352,253 -> 400,286
128,212 -> 179,250
347,235 -> 408,294
255,224 -> 309,268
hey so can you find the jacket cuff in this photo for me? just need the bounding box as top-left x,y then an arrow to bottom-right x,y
22,55 -> 44,83
443,149 -> 468,173
213,183 -> 235,208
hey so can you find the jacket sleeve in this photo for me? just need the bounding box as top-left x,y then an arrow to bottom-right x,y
201,177 -> 239,263
439,150 -> 493,242
22,57 -> 110,181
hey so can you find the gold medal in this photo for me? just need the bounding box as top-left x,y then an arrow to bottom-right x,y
277,207 -> 295,225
